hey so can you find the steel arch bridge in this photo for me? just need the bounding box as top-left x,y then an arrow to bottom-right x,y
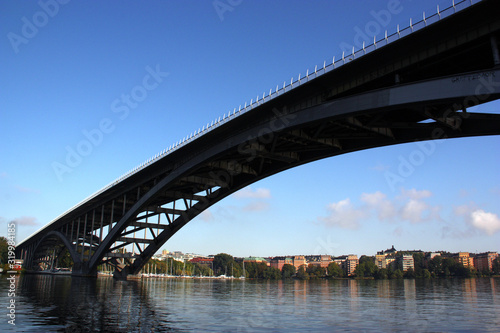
17,0 -> 500,279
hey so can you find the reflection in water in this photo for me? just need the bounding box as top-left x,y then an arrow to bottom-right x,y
13,275 -> 169,332
1,275 -> 499,332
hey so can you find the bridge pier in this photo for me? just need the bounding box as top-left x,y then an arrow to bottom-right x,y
71,261 -> 97,278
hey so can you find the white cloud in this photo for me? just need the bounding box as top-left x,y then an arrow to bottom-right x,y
319,198 -> 365,229
242,201 -> 270,212
401,199 -> 429,223
361,191 -> 396,221
401,188 -> 432,200
319,188 -> 442,229
233,187 -> 271,199
452,203 -> 500,235
470,209 -> 500,235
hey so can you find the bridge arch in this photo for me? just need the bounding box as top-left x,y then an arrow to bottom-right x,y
26,230 -> 82,271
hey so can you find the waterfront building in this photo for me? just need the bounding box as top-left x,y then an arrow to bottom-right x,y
399,255 -> 414,272
333,256 -> 346,267
454,252 -> 474,268
377,245 -> 397,256
270,257 -> 285,270
189,257 -> 214,267
474,252 -> 499,272
346,255 -> 359,276
293,255 -> 306,270
375,254 -> 387,269
334,255 -> 358,276
426,252 -> 441,260
305,255 -> 331,268
244,257 -> 268,265
320,255 -> 332,268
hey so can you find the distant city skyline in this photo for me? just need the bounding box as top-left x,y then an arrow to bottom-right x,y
158,246 -> 498,259
1,0 -> 499,257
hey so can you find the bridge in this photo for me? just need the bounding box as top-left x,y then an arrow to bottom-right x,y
16,0 -> 500,279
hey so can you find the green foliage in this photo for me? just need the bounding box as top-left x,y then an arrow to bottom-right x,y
354,260 -> 378,278
358,255 -> 373,265
306,264 -> 326,279
404,268 -> 416,279
391,269 -> 404,279
296,265 -> 309,280
412,252 -> 424,277
213,253 -> 235,276
422,269 -> 432,279
493,258 -> 500,275
281,264 -> 296,279
57,248 -> 74,268
244,262 -> 268,279
374,268 -> 388,280
262,267 -> 281,280
424,256 -> 475,278
0,237 -> 8,264
327,262 -> 343,278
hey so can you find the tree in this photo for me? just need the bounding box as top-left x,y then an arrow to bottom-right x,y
213,253 -> 234,276
0,237 -> 9,265
354,260 -> 378,278
244,262 -> 268,279
404,268 -> 416,279
327,262 -> 343,278
428,256 -> 443,276
412,252 -> 425,278
262,267 -> 281,280
422,269 -> 432,279
391,269 -> 404,279
296,265 -> 309,280
492,258 -> 500,275
57,248 -> 74,268
306,264 -> 325,279
374,268 -> 388,280
282,264 -> 296,279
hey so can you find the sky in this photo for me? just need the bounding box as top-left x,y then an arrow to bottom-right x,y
1,0 -> 499,258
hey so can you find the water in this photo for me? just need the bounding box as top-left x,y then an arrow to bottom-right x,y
1,275 -> 499,332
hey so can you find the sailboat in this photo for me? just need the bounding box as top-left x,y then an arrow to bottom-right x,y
240,260 -> 246,279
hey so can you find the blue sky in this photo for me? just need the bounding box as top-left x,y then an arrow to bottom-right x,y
1,0 -> 499,258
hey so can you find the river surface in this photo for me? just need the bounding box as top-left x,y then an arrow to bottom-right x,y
0,275 -> 499,332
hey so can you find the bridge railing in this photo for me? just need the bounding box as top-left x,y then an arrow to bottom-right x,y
19,0 -> 482,246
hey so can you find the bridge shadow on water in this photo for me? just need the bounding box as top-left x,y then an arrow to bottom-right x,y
14,274 -> 172,332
